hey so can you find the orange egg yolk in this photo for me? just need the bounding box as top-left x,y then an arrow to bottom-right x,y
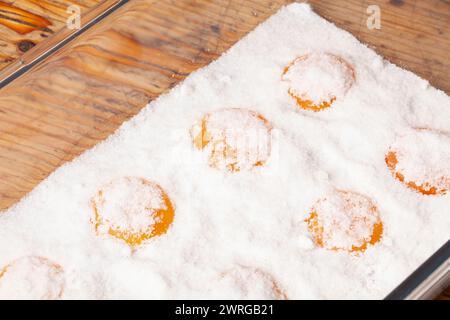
385,151 -> 449,195
91,177 -> 174,247
305,191 -> 383,253
0,256 -> 64,299
282,53 -> 355,112
191,108 -> 272,172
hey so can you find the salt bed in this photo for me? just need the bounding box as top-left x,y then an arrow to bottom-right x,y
0,3 -> 449,300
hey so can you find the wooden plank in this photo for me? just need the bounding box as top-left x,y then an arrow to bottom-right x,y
311,0 -> 450,94
436,285 -> 450,300
0,0 -> 448,299
0,0 -> 103,71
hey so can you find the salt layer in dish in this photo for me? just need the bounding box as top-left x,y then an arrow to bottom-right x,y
0,3 -> 449,299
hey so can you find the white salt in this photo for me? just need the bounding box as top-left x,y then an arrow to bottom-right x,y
0,3 -> 449,299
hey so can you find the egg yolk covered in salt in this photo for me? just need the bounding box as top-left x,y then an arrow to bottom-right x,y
215,266 -> 288,300
191,108 -> 273,172
91,177 -> 174,247
282,53 -> 355,111
385,129 -> 450,195
305,190 -> 383,253
0,256 -> 65,300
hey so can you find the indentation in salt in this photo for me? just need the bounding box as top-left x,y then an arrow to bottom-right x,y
0,256 -> 65,300
191,108 -> 273,172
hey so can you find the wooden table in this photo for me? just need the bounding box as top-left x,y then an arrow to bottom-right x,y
0,0 -> 448,299
0,0 -> 103,71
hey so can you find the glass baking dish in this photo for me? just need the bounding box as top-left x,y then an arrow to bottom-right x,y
0,0 -> 448,300
386,240 -> 449,300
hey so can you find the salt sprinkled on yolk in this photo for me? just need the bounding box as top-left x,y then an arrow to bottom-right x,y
385,129 -> 450,196
191,108 -> 273,172
0,256 -> 65,300
282,53 -> 355,111
215,266 -> 288,300
91,177 -> 174,247
305,190 -> 383,253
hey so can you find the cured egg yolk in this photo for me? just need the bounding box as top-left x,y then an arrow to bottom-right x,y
217,266 -> 288,300
191,108 -> 273,172
282,53 -> 355,112
385,130 -> 450,196
305,190 -> 383,253
91,177 -> 174,247
0,256 -> 64,300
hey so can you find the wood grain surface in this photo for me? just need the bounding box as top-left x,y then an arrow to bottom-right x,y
0,0 -> 449,299
0,0 -> 102,70
436,285 -> 450,300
